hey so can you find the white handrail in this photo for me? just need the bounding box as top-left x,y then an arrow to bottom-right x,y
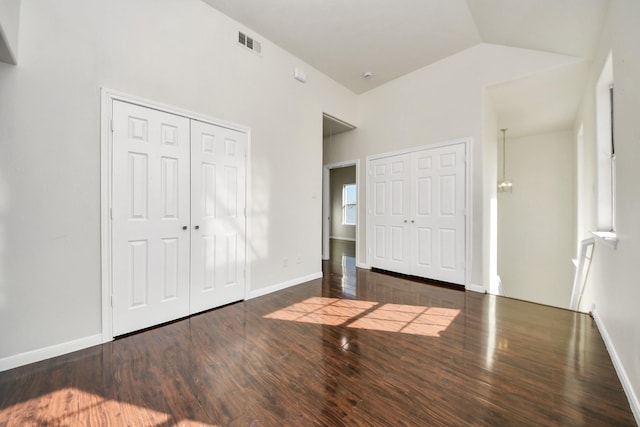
569,238 -> 596,311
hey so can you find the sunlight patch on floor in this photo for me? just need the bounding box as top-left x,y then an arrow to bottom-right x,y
0,387 -> 220,427
264,297 -> 376,326
264,297 -> 459,337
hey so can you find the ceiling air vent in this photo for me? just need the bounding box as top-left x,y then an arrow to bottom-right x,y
238,31 -> 261,54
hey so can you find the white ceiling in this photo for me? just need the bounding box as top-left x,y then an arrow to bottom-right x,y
202,0 -> 608,94
201,0 -> 609,136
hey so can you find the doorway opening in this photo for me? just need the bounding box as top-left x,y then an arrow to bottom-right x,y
323,162 -> 360,261
321,113 -> 357,263
325,165 -> 357,293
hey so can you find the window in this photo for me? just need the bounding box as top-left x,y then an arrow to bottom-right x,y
595,52 -> 615,232
342,184 -> 356,225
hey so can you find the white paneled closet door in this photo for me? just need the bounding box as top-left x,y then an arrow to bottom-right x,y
370,153 -> 412,273
411,144 -> 466,284
111,101 -> 248,336
111,101 -> 191,336
190,120 -> 247,314
369,143 -> 466,285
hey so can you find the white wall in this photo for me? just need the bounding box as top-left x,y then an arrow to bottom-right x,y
497,131 -> 575,309
0,0 -> 356,361
0,0 -> 20,64
330,166 -> 356,240
482,91 -> 499,294
324,43 -> 584,287
575,0 -> 640,419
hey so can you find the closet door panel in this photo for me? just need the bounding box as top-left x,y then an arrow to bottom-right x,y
412,144 -> 465,284
111,101 -> 191,336
190,120 -> 247,314
370,154 -> 411,273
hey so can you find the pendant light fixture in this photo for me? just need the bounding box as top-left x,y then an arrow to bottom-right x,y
497,128 -> 513,193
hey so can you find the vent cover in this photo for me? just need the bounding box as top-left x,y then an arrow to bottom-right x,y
238,31 -> 261,54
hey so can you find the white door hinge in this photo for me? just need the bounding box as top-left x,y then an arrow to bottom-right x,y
110,208 -> 113,220
110,119 -> 114,133
110,295 -> 113,307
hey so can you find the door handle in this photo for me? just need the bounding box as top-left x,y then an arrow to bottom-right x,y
404,220 -> 408,223
182,226 -> 188,230
411,220 -> 415,223
195,225 -> 200,230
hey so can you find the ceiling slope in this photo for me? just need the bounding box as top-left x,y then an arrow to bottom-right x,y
202,0 -> 608,94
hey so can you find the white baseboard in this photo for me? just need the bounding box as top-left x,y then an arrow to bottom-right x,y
248,272 -> 323,300
356,262 -> 371,269
466,283 -> 486,293
329,236 -> 356,242
591,308 -> 640,424
0,333 -> 103,373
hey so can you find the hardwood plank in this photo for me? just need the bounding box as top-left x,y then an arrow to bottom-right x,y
0,240 -> 635,426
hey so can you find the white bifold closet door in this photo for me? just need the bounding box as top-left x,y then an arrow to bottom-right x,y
190,120 -> 246,315
111,101 -> 191,335
370,143 -> 466,285
370,153 -> 412,274
111,100 -> 246,336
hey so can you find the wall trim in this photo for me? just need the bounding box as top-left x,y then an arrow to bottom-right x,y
591,308 -> 640,424
330,236 -> 356,242
466,283 -> 486,293
248,272 -> 323,300
356,262 -> 371,269
365,137 -> 470,163
0,334 -> 103,373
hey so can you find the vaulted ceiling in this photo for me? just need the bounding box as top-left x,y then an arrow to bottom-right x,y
202,0 -> 608,93
202,0 -> 610,136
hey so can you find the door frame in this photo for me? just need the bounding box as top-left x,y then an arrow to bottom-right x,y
322,159 -> 360,262
365,138 -> 472,288
100,88 -> 251,343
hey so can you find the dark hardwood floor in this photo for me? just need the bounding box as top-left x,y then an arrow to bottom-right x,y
0,240 -> 635,426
